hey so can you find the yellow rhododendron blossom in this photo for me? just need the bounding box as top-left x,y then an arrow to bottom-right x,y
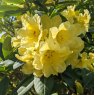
33,69 -> 43,77
77,10 -> 91,32
15,53 -> 33,63
75,52 -> 94,71
11,36 -> 21,47
41,49 -> 69,77
61,6 -> 90,35
22,62 -> 34,74
41,15 -> 62,29
89,53 -> 94,65
33,32 -> 72,77
16,14 -> 41,42
11,6 -> 91,77
77,10 -> 90,24
61,5 -> 76,23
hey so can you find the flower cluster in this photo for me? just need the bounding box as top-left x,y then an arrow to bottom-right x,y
11,6 -> 93,77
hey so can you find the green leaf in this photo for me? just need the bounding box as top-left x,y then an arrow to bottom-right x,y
0,60 -> 14,71
62,66 -> 78,87
2,36 -> 14,59
17,81 -> 34,95
0,9 -> 25,18
0,77 -> 9,95
82,70 -> 94,90
58,0 -> 78,4
0,5 -> 19,12
75,81 -> 84,95
3,0 -> 25,4
11,75 -> 34,95
13,62 -> 24,69
37,0 -> 45,3
0,66 -> 5,72
34,76 -> 54,95
0,12 -> 5,18
2,36 -> 12,51
1,59 -> 14,66
0,57 -> 2,61
17,76 -> 34,95
0,43 -> 4,59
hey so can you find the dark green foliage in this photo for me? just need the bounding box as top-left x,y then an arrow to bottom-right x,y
0,77 -> 10,95
34,76 -> 54,95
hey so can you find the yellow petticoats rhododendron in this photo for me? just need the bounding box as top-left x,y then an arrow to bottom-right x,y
32,31 -> 72,77
61,5 -> 76,23
11,6 -> 93,77
61,6 -> 90,35
75,52 -> 94,71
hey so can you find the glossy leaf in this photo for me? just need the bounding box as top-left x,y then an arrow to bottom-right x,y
0,66 -> 5,72
11,75 -> 34,95
34,76 -> 54,95
0,77 -> 9,95
2,36 -> 14,59
17,80 -> 34,95
0,43 -> 4,59
0,5 -> 19,12
0,60 -> 14,67
3,0 -> 25,4
13,62 -> 24,69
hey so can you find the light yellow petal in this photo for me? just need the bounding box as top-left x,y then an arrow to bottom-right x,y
15,53 -> 32,62
18,47 -> 27,55
61,5 -> 76,23
33,54 -> 43,70
33,70 -> 43,77
50,27 -> 59,39
41,15 -> 62,29
42,63 -> 58,77
54,60 -> 66,73
11,36 -> 21,47
22,62 -> 33,74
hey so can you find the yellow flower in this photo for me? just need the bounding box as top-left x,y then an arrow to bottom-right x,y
77,10 -> 90,24
15,53 -> 33,63
89,53 -> 94,65
11,14 -> 42,77
56,29 -> 73,46
75,52 -> 94,71
11,8 -> 91,78
68,37 -> 84,54
11,36 -> 21,47
33,31 -> 72,77
33,50 -> 68,77
12,14 -> 41,63
33,69 -> 43,77
22,62 -> 34,74
50,23 -> 84,51
18,47 -> 27,55
77,9 -> 90,32
41,15 -> 62,29
61,5 -> 76,23
41,49 -> 68,77
16,15 -> 41,42
65,37 -> 84,67
12,14 -> 41,49
49,23 -> 84,69
61,6 -> 90,35
66,53 -> 79,68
